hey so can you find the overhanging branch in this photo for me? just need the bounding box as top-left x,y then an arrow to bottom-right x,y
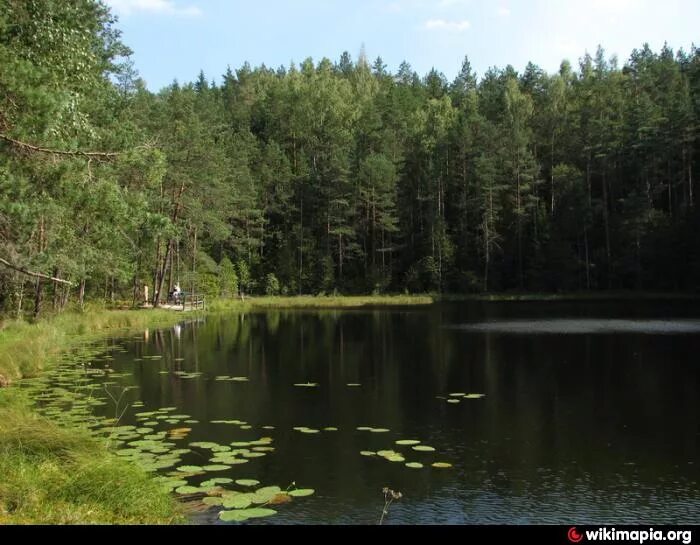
0,133 -> 120,160
0,257 -> 73,286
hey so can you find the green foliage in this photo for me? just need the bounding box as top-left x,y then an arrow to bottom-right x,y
264,273 -> 280,296
236,260 -> 251,296
218,257 -> 238,298
2,0 -> 700,320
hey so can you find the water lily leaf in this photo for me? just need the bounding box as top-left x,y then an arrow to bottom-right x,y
387,454 -> 406,463
268,493 -> 292,506
432,462 -> 453,469
202,497 -> 224,506
252,446 -> 275,452
412,445 -> 436,452
177,465 -> 204,473
447,399 -> 461,404
223,495 -> 253,509
169,427 -> 191,435
288,488 -> 315,497
370,428 -> 390,433
175,486 -> 200,495
396,440 -> 421,446
235,479 -> 260,487
323,427 -> 338,432
190,442 -> 219,449
242,452 -> 266,458
202,478 -> 233,487
449,393 -> 466,397
347,384 -> 362,387
464,393 -> 486,399
262,426 -> 275,430
360,451 -> 376,457
356,427 -> 372,431
377,450 -> 397,458
293,383 -> 318,388
203,465 -> 231,472
219,510 -> 251,522
406,462 -> 424,469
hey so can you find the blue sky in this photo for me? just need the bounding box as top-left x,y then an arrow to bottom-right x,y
105,0 -> 700,90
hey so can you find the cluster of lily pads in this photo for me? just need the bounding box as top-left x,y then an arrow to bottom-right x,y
293,426 -> 339,434
440,392 -> 486,405
151,475 -> 316,523
214,376 -> 250,382
360,439 -> 453,470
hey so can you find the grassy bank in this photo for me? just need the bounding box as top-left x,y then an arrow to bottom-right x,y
0,399 -> 181,524
208,294 -> 435,312
0,308 -> 192,525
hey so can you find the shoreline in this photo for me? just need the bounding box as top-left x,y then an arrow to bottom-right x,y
1,292 -> 697,524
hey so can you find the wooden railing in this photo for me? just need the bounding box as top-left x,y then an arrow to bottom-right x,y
181,293 -> 205,311
165,293 -> 206,311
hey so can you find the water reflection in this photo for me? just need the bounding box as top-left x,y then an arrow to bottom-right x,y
105,301 -> 700,524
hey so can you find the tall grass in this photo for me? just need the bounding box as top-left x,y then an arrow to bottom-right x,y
208,294 -> 435,313
0,309 -> 190,524
0,401 -> 181,524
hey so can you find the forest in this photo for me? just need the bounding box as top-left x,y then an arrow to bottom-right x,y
2,0 -> 700,317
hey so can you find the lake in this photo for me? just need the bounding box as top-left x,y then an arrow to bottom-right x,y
44,300 -> 700,524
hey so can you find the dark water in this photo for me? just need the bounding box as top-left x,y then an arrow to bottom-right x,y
104,300 -> 700,524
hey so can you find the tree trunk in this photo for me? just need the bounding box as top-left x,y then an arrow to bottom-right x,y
33,278 -> 43,318
78,279 -> 86,309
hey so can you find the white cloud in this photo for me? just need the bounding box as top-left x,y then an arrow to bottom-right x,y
106,0 -> 201,17
497,6 -> 511,17
424,18 -> 471,32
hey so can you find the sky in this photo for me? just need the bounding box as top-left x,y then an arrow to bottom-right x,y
104,0 -> 700,90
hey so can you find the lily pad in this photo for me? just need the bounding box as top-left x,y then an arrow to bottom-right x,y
293,383 -> 318,388
219,510 -> 250,522
202,497 -> 224,506
201,478 -> 233,487
203,465 -> 231,472
360,451 -> 376,457
223,495 -> 253,509
177,465 -> 204,473
406,462 -> 424,469
432,462 -> 453,469
242,452 -> 266,458
288,488 -> 315,498
175,486 -> 201,495
412,445 -> 436,452
464,393 -> 486,399
235,479 -> 260,487
396,440 -> 421,446
447,399 -> 461,404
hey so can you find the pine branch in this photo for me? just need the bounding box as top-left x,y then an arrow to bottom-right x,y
0,257 -> 73,286
0,133 -> 120,159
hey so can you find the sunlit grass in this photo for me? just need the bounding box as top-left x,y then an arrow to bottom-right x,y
0,404 -> 182,525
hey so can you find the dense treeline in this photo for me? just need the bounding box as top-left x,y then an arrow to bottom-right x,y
1,1 -> 699,316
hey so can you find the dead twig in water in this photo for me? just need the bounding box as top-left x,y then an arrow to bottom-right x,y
379,487 -> 402,525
